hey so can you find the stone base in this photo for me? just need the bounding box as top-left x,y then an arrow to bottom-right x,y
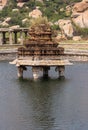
17,66 -> 23,78
56,66 -> 65,79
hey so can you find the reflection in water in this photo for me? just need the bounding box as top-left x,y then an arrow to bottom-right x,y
18,80 -> 56,130
17,77 -> 70,130
0,62 -> 88,130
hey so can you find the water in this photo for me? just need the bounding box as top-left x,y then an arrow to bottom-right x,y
0,61 -> 88,130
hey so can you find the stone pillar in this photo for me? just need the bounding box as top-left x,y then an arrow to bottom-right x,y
32,66 -> 40,80
2,32 -> 6,44
0,33 -> 3,45
24,31 -> 27,39
17,66 -> 23,78
58,66 -> 65,79
20,31 -> 24,45
14,32 -> 17,44
9,31 -> 13,45
43,66 -> 50,78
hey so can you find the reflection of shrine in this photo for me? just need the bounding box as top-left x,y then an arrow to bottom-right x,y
10,23 -> 72,80
31,84 -> 54,130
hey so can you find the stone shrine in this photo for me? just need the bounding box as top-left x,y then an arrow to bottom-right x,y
10,18 -> 72,80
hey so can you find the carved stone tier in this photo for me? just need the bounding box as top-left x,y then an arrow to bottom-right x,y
10,59 -> 72,66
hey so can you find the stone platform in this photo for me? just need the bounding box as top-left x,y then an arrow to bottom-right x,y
10,58 -> 72,80
10,58 -> 72,66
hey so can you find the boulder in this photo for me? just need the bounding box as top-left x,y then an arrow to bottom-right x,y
83,0 -> 88,2
0,17 -> 11,27
4,17 -> 11,23
22,18 -> 29,24
1,0 -> 7,7
12,8 -> 19,12
60,8 -> 64,12
65,5 -> 72,16
29,8 -> 42,18
72,10 -> 88,28
72,36 -> 82,41
72,1 -> 88,12
17,2 -> 25,7
72,0 -> 88,28
55,34 -> 67,42
0,6 -> 3,10
0,21 -> 9,27
10,25 -> 20,29
58,19 -> 74,38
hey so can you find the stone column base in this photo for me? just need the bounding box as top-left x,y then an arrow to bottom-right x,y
32,66 -> 41,80
56,66 -> 65,79
17,66 -> 23,78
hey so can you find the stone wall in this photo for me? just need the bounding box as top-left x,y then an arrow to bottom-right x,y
0,52 -> 16,61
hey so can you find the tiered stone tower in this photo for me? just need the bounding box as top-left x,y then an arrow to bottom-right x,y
18,24 -> 64,60
10,20 -> 72,80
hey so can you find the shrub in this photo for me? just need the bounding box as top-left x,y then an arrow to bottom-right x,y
29,16 -> 49,28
